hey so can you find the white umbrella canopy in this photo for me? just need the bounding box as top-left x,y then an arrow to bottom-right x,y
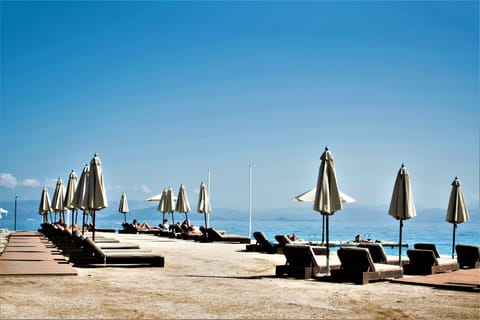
446,177 -> 470,258
51,178 -> 66,222
118,192 -> 129,224
388,163 -> 416,265
39,187 -> 52,223
146,194 -> 163,202
85,153 -> 108,240
295,188 -> 356,204
175,184 -> 191,221
197,182 -> 212,231
313,147 -> 342,275
64,170 -> 78,228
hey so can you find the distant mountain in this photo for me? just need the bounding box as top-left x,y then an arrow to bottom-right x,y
0,199 -> 477,228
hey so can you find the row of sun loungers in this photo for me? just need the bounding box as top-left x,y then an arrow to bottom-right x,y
39,224 -> 165,268
272,236 -> 478,284
119,223 -> 251,244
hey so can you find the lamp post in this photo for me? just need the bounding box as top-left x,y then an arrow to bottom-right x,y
248,165 -> 252,238
14,194 -> 18,231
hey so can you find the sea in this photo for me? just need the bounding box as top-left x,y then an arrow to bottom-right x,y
1,200 -> 478,258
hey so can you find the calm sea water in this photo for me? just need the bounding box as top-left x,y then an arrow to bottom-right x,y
1,206 -> 478,257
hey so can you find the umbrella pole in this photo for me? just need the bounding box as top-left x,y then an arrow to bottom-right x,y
82,210 -> 86,235
452,223 -> 456,259
398,219 -> 403,266
71,209 -> 75,230
204,213 -> 208,239
325,214 -> 330,275
92,211 -> 96,241
124,214 -> 127,224
322,215 -> 325,244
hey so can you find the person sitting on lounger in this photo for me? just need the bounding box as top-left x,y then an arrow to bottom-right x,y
354,234 -> 373,243
159,219 -> 169,230
180,219 -> 202,236
181,219 -> 192,232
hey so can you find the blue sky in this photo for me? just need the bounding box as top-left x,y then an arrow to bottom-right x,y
1,1 -> 478,212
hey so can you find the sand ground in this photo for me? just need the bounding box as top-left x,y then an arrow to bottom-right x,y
1,232 -> 479,319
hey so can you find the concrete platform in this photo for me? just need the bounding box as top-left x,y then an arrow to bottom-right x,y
391,268 -> 480,292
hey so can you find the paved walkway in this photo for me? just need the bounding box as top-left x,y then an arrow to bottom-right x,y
0,231 -> 77,276
391,268 -> 480,292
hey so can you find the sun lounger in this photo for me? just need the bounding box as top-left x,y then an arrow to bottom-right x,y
275,245 -> 322,279
69,237 -> 164,267
274,235 -> 326,255
249,231 -> 280,253
414,243 -> 441,258
358,242 -> 404,265
275,235 -> 292,248
456,244 -> 480,269
331,247 -> 403,284
207,228 -> 251,244
404,249 -> 459,275
358,243 -> 388,263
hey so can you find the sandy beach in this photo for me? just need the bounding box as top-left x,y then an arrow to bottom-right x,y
1,232 -> 479,320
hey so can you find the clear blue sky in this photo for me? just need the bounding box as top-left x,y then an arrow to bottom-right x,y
1,1 -> 478,212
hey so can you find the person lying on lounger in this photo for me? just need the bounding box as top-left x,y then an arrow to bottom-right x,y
132,219 -> 158,231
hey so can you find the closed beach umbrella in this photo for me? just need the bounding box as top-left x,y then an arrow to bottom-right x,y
388,163 -> 416,265
118,192 -> 129,224
197,182 -> 212,231
51,178 -> 66,222
175,184 -> 191,221
313,147 -> 342,275
85,153 -> 108,240
446,177 -> 470,258
64,170 -> 78,228
39,187 -> 52,223
165,187 -> 176,225
157,188 -> 168,221
73,164 -> 89,233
